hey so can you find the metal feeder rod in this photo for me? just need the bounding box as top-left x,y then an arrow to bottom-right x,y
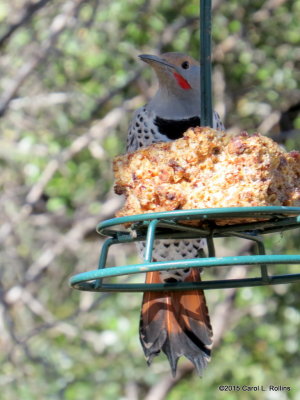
200,0 -> 213,127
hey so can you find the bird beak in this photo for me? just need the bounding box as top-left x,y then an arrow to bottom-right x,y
139,54 -> 175,70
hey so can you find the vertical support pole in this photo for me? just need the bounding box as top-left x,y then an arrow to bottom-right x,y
200,0 -> 213,127
144,219 -> 159,262
207,235 -> 216,257
95,237 -> 115,289
256,240 -> 270,283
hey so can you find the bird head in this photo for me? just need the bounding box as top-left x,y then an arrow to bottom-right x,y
139,52 -> 201,118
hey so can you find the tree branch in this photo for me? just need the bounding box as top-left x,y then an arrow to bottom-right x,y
0,0 -> 52,48
24,193 -> 123,283
25,95 -> 142,205
0,0 -> 87,117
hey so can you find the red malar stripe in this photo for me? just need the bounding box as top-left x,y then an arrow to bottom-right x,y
173,72 -> 191,90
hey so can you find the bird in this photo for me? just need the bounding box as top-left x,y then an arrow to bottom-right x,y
126,52 -> 224,376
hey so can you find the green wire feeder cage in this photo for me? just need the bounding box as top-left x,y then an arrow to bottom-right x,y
70,207 -> 300,292
70,2 -> 300,293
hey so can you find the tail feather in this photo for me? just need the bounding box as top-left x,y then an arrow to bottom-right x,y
139,269 -> 212,377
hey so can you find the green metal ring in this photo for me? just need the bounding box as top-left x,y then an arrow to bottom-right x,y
70,255 -> 300,292
70,207 -> 300,293
97,206 -> 300,235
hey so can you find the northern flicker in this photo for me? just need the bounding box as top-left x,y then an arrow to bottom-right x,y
126,52 -> 224,376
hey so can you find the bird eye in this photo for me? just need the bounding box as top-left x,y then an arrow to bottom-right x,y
181,61 -> 190,69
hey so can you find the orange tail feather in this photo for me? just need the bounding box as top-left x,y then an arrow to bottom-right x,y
139,269 -> 212,376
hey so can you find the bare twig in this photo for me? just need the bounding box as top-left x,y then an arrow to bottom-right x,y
89,70 -> 143,121
257,111 -> 281,135
213,66 -> 226,121
157,16 -> 199,51
253,0 -> 288,22
125,381 -> 140,400
26,95 -> 142,205
0,0 -> 87,117
212,0 -> 226,10
144,364 -> 193,400
9,92 -> 76,110
213,35 -> 239,62
25,193 -> 123,282
0,0 -> 52,48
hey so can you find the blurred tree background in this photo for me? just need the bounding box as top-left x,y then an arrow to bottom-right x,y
1,0 -> 300,399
